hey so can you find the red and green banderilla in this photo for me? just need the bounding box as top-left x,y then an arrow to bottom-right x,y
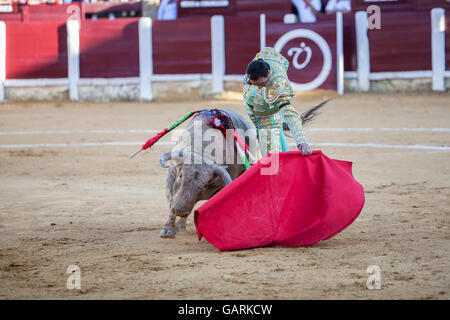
129,110 -> 199,159
128,109 -> 255,171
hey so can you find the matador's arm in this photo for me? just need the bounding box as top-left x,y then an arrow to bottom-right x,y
280,103 -> 312,155
278,100 -> 308,146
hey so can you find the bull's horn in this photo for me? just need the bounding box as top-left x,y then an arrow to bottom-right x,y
213,164 -> 232,186
159,151 -> 172,168
159,150 -> 183,168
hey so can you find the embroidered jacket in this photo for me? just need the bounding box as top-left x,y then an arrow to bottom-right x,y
243,47 -> 307,146
243,47 -> 295,117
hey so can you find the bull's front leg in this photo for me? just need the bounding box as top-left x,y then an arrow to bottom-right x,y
175,217 -> 187,232
160,211 -> 176,239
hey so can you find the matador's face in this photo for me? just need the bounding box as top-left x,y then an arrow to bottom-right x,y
248,70 -> 271,89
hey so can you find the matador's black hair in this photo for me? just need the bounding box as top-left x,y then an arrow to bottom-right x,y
246,58 -> 270,81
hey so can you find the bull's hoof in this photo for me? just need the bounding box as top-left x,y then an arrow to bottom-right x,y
160,228 -> 176,239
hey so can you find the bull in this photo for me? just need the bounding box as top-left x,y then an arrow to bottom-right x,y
158,102 -> 327,238
158,109 -> 254,238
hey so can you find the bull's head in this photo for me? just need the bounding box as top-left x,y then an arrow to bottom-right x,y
159,150 -> 232,217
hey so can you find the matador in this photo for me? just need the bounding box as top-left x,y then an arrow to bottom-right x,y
243,47 -> 312,157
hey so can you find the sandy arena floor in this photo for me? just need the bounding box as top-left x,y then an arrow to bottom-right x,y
0,91 -> 449,299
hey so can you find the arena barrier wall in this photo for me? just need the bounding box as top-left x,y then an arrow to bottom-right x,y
1,3 -> 141,22
0,9 -> 449,102
347,8 -> 449,92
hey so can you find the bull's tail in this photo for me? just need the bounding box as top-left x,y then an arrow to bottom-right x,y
300,98 -> 330,126
283,98 -> 330,132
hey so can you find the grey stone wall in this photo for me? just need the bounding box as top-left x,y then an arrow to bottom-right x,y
5,87 -> 69,102
2,77 -> 448,103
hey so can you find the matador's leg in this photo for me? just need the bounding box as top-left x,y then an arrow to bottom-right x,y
257,114 -> 283,156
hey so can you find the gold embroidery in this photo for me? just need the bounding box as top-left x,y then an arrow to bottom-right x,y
243,48 -> 308,154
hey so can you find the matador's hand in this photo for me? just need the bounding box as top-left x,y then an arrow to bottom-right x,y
297,142 -> 312,156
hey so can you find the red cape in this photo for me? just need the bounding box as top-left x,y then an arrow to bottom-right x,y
194,151 -> 365,251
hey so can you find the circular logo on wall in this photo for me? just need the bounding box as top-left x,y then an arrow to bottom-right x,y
274,29 -> 332,91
